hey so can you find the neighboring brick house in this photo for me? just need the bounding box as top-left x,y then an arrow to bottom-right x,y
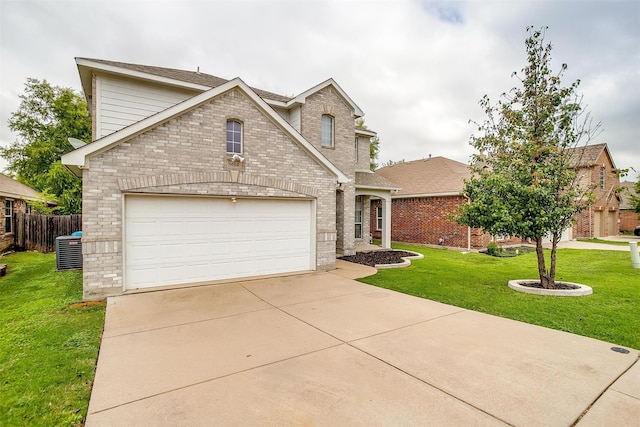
0,173 -> 47,252
618,181 -> 639,233
371,145 -> 620,249
571,143 -> 621,238
62,58 -> 396,300
371,156 -> 523,249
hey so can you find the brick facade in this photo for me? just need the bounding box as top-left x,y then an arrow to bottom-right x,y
1,197 -> 27,253
370,197 -> 521,250
620,210 -> 639,233
81,88 -> 339,299
299,86 -> 357,255
572,149 -> 620,238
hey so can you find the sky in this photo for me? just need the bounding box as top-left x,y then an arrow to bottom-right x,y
1,0 -> 639,181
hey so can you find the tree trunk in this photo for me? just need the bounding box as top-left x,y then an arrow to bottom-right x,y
535,237 -> 553,288
548,232 -> 559,287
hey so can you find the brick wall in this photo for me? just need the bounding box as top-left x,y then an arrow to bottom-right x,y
371,196 -> 523,249
620,210 -> 639,233
82,87 -> 338,299
300,86 -> 356,255
572,150 -> 620,238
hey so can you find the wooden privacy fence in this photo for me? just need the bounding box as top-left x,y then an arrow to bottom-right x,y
13,213 -> 82,253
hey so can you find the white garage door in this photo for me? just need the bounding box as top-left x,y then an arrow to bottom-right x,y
124,195 -> 314,290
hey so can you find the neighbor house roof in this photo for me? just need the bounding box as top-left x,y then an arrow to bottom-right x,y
75,58 -> 363,116
620,180 -> 638,210
567,143 -> 616,169
61,78 -> 350,184
0,173 -> 46,201
375,156 -> 470,198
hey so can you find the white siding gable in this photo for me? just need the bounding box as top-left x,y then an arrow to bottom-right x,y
95,75 -> 198,139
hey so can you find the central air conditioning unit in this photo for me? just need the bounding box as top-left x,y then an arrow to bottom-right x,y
56,235 -> 83,270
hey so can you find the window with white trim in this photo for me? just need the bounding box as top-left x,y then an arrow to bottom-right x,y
599,166 -> 605,190
355,196 -> 363,239
5,200 -> 13,234
226,120 -> 242,154
321,115 -> 334,148
376,206 -> 383,231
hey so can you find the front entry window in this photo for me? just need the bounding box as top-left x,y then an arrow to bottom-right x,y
355,196 -> 363,239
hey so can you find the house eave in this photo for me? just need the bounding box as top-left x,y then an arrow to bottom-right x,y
76,58 -> 210,102
356,184 -> 400,192
286,78 -> 364,117
393,191 -> 464,199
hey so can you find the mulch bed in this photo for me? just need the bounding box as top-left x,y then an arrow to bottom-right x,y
517,281 -> 579,290
339,250 -> 417,267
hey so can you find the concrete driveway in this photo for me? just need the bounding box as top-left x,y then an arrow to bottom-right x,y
86,262 -> 639,426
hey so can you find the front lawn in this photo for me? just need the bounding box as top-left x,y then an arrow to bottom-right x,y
0,252 -> 105,426
361,244 -> 640,350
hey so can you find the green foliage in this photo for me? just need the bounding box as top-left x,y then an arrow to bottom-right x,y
633,179 -> 640,214
1,78 -> 91,214
458,27 -> 599,287
486,241 -> 502,255
0,252 -> 105,425
362,244 -> 640,350
369,135 -> 380,171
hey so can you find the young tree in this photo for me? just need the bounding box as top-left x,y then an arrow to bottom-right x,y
1,78 -> 90,214
458,27 -> 599,289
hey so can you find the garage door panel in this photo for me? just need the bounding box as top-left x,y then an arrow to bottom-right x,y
125,196 -> 313,290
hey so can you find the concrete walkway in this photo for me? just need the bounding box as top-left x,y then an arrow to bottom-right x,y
556,236 -> 639,252
86,261 -> 639,426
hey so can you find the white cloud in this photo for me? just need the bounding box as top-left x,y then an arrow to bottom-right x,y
1,0 -> 638,179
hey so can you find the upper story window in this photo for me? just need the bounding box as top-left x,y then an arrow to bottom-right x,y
355,137 -> 359,162
5,200 -> 13,234
226,120 -> 242,154
321,115 -> 334,148
599,166 -> 605,190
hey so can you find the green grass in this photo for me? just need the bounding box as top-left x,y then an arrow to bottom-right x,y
0,252 -> 105,426
361,244 -> 640,350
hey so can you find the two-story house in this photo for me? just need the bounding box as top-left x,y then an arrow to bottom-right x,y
571,143 -> 621,238
62,58 -> 397,300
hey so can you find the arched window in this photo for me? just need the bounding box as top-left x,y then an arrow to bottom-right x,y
226,120 -> 242,154
321,115 -> 334,148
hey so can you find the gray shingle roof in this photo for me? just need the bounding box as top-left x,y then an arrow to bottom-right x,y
77,58 -> 292,103
355,172 -> 399,190
567,143 -> 610,168
620,180 -> 638,210
375,156 -> 470,197
0,173 -> 44,201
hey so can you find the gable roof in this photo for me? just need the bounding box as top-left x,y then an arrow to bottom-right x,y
76,58 -> 291,103
375,156 -> 470,197
567,143 -> 616,169
620,180 -> 638,210
0,173 -> 46,201
354,172 -> 399,191
75,58 -> 363,116
279,78 -> 364,117
61,78 -> 349,183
